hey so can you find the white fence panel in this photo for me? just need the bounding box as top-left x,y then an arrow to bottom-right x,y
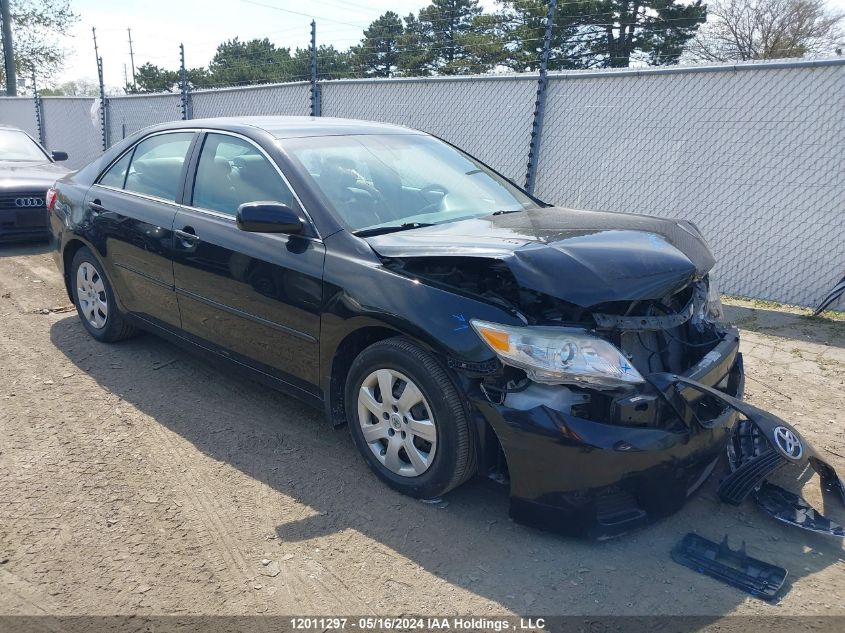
191,83 -> 310,118
321,76 -> 537,184
108,93 -> 183,146
535,63 -> 845,307
40,97 -> 101,169
0,97 -> 38,138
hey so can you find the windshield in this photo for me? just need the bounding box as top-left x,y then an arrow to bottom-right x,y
285,134 -> 540,232
0,129 -> 49,162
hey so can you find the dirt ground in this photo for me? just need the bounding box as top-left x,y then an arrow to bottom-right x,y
0,243 -> 843,617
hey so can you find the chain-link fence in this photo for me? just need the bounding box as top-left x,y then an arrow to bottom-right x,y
191,82 -> 311,119
38,97 -> 101,169
322,76 -> 538,184
1,58 -> 843,308
108,93 -> 183,147
0,96 -> 38,138
535,60 -> 845,307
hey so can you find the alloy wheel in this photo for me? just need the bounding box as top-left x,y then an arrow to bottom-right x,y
76,262 -> 108,329
357,368 -> 438,477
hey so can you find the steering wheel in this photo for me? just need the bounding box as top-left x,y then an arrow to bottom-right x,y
417,184 -> 449,215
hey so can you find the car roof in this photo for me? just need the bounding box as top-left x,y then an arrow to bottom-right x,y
145,116 -> 424,139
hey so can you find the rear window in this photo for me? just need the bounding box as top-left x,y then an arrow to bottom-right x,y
108,132 -> 194,202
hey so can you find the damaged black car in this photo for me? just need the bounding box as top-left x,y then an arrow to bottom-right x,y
48,117 -> 844,538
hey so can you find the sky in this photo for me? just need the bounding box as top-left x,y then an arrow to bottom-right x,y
60,0 -> 845,90
60,0 -> 499,89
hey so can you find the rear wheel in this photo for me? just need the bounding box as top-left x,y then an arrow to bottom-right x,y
346,337 -> 475,499
70,247 -> 136,343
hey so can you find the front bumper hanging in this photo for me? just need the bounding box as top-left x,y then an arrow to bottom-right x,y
650,373 -> 845,538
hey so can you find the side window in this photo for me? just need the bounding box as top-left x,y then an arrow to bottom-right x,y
99,151 -> 132,188
123,132 -> 194,202
192,133 -> 296,216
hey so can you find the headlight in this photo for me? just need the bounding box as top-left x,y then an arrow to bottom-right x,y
705,275 -> 724,321
470,320 -> 644,389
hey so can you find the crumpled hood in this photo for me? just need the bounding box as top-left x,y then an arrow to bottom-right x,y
365,207 -> 715,307
0,160 -> 69,189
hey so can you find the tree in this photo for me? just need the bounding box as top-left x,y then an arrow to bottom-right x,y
128,62 -> 179,93
397,13 -> 435,75
579,1 -> 707,68
687,0 -> 844,61
0,0 -> 78,89
40,79 -> 99,96
352,11 -> 404,77
186,67 -> 212,89
504,0 -> 706,69
498,0 -> 597,71
291,45 -> 354,80
412,0 -> 505,74
207,37 -> 294,86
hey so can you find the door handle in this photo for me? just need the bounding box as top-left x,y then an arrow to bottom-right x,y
89,199 -> 105,214
175,227 -> 200,247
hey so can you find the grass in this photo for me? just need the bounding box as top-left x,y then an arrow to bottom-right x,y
722,295 -> 845,321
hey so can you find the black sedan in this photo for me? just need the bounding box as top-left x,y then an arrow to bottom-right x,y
48,116 -> 843,538
0,124 -> 68,242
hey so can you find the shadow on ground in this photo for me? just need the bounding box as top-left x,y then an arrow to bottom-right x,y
723,304 -> 845,349
49,316 -> 844,617
0,241 -> 51,257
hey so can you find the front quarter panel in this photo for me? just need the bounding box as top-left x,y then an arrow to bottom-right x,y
319,231 -> 517,390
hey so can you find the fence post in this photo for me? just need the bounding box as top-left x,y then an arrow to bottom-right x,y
93,28 -> 109,151
310,19 -> 321,116
31,69 -> 45,146
179,43 -> 191,120
524,0 -> 557,195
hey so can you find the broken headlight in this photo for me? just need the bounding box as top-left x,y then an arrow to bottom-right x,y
470,320 -> 644,389
705,275 -> 724,322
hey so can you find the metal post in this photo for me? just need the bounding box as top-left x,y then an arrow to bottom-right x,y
93,28 -> 108,151
310,19 -> 320,116
179,43 -> 191,120
0,0 -> 16,96
524,0 -> 557,195
32,68 -> 44,146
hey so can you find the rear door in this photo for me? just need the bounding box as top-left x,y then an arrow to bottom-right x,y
88,131 -> 197,329
171,131 -> 324,393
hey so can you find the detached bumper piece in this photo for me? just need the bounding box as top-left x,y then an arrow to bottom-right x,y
671,532 -> 787,601
652,373 -> 845,538
813,272 -> 845,315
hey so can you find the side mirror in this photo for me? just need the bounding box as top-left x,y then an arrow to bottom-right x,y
236,202 -> 304,235
51,151 -> 68,162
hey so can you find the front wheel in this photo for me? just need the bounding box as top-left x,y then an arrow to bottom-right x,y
345,337 -> 475,499
70,247 -> 137,343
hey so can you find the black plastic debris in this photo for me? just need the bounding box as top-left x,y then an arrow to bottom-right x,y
671,533 -> 787,601
813,273 -> 845,316
649,372 -> 845,538
755,482 -> 845,538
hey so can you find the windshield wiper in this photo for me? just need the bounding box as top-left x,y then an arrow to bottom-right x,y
353,222 -> 435,237
491,209 -> 522,216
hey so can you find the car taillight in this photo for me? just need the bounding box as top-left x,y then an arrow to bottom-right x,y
46,188 -> 57,211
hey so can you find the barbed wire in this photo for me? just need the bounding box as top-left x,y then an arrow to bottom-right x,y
93,2 -> 841,94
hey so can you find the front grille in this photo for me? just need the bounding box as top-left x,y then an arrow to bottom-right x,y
0,190 -> 48,211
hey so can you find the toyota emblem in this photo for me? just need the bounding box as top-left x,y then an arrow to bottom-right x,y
773,426 -> 803,460
15,197 -> 44,208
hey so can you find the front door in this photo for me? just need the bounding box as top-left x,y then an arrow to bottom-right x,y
171,132 -> 324,393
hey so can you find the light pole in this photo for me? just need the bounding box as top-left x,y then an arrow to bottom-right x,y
0,0 -> 16,96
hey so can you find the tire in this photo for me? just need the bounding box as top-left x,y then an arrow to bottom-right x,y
70,246 -> 137,343
345,337 -> 476,499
